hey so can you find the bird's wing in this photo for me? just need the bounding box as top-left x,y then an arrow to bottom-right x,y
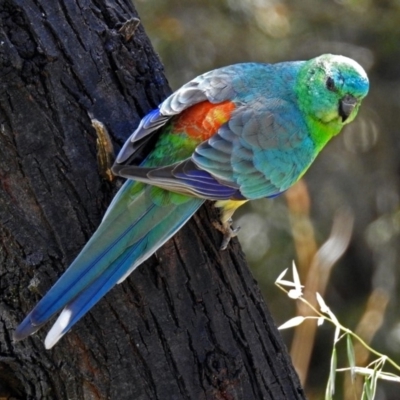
114,67 -> 238,166
114,99 -> 310,200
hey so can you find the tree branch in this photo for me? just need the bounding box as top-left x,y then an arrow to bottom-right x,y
0,1 -> 305,399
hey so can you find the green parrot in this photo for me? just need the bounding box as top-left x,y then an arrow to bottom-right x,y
14,54 -> 369,348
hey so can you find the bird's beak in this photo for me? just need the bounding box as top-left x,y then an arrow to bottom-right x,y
339,94 -> 358,122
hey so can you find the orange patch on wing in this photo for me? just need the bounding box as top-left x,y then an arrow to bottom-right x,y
173,101 -> 236,141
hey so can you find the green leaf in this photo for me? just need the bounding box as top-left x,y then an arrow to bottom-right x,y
361,377 -> 372,400
369,365 -> 379,399
346,334 -> 356,380
325,347 -> 337,399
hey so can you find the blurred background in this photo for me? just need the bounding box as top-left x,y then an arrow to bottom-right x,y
134,0 -> 400,398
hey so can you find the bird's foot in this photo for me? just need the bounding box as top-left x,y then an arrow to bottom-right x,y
213,218 -> 241,250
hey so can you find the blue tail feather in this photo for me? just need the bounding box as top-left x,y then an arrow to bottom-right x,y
44,237 -> 148,348
14,180 -> 204,344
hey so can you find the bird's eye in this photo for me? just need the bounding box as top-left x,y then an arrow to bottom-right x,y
326,77 -> 336,91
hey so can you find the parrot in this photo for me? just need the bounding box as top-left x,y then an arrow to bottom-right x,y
14,54 -> 369,349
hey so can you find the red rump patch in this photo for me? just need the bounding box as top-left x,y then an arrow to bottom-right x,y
173,101 -> 236,141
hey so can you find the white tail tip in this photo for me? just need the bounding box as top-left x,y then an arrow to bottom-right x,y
44,308 -> 73,349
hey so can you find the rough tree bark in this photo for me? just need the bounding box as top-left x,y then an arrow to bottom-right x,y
0,1 -> 305,399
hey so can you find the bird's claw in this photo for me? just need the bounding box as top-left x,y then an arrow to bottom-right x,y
214,218 -> 241,250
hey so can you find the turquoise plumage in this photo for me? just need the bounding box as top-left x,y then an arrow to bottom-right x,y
14,54 -> 369,348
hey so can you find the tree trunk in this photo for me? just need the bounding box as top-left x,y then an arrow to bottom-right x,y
0,1 -> 305,399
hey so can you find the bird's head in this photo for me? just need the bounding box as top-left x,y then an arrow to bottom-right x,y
297,54 -> 369,136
